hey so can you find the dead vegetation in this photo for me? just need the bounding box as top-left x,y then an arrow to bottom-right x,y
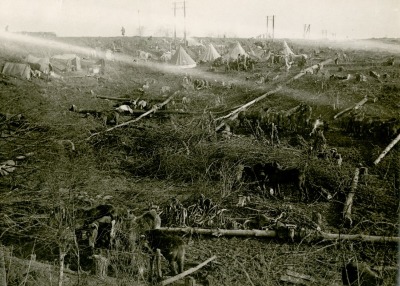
0,36 -> 399,285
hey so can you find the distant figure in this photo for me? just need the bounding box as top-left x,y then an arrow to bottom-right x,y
5,25 -> 9,32
121,26 -> 125,37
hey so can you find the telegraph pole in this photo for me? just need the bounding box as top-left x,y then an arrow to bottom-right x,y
272,15 -> 275,41
174,2 -> 177,46
266,15 -> 275,40
183,0 -> 186,47
137,10 -> 141,36
172,1 -> 188,47
304,24 -> 310,38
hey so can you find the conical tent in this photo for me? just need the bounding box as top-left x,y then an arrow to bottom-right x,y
282,41 -> 295,56
170,46 -> 196,68
201,43 -> 221,62
224,42 -> 248,60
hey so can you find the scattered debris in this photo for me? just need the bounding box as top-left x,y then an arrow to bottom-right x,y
280,269 -> 316,285
355,73 -> 367,82
0,160 -> 16,176
369,70 -> 380,79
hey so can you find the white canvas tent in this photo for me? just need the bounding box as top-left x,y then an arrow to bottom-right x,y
51,54 -> 81,72
224,42 -> 248,60
2,62 -> 31,80
201,43 -> 221,62
25,55 -> 51,73
170,46 -> 196,68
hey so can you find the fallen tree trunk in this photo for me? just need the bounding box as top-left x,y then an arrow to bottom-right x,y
343,168 -> 360,227
96,95 -> 140,101
319,232 -> 400,243
373,133 -> 400,165
128,110 -> 202,116
214,86 -> 282,131
288,58 -> 334,82
159,227 -> 277,237
333,96 -> 368,120
158,227 -> 400,243
159,255 -> 217,286
87,95 -> 174,140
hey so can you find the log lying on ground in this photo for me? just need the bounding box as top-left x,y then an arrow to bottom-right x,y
287,58 -> 334,83
159,227 -> 277,237
87,95 -> 174,140
343,168 -> 360,227
333,96 -> 368,120
159,255 -> 217,286
373,133 -> 400,165
214,86 -> 282,131
96,95 -> 140,101
128,110 -> 202,116
319,231 -> 400,243
158,227 -> 400,243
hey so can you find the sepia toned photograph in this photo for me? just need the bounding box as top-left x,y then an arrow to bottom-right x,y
0,0 -> 399,285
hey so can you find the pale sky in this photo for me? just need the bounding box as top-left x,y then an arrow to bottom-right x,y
0,0 -> 399,39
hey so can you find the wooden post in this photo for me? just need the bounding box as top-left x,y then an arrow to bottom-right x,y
343,168 -> 360,227
333,96 -> 368,120
373,133 -> 400,165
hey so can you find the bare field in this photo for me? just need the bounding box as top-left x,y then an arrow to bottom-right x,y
0,36 -> 399,285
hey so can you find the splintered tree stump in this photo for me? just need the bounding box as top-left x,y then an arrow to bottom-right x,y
0,246 -> 6,286
93,254 -> 108,279
343,168 -> 360,227
156,248 -> 162,279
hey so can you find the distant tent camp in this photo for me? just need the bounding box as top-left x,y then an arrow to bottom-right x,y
170,46 -> 196,68
186,37 -> 204,47
2,62 -> 31,80
50,54 -> 81,72
224,42 -> 248,60
25,55 -> 51,73
201,43 -> 221,62
282,41 -> 295,56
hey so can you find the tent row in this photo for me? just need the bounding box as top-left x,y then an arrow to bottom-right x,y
2,54 -> 83,79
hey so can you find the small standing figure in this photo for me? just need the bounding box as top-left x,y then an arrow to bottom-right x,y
5,25 -> 9,32
121,26 -> 125,37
